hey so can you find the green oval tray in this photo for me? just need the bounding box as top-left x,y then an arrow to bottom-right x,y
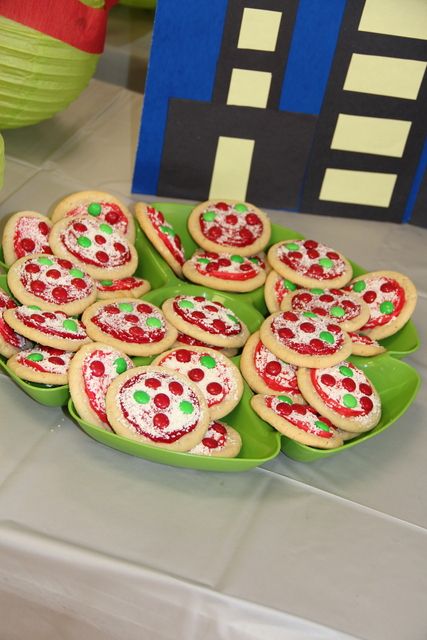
68,361 -> 281,472
280,352 -> 421,462
135,202 -> 420,358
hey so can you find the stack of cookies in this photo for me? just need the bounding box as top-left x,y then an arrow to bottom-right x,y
0,194 -> 418,458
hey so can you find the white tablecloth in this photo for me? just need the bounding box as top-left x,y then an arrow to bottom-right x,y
0,80 -> 426,640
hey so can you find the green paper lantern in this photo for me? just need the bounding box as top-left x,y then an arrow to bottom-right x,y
0,2 -> 104,130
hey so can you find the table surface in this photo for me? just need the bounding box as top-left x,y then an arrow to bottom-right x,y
0,79 -> 426,640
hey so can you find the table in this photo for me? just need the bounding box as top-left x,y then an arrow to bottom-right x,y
0,80 -> 426,640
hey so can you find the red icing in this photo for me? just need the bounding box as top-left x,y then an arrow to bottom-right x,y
12,216 -> 53,259
146,206 -> 185,265
0,290 -> 27,349
91,301 -> 166,344
198,203 -> 264,248
66,202 -> 129,236
253,340 -> 299,393
96,277 -> 146,293
277,240 -> 346,281
173,296 -> 243,337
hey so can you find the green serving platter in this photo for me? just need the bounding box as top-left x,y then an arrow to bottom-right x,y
0,245 -> 6,271
280,352 -> 421,462
135,202 -> 420,358
68,361 -> 282,472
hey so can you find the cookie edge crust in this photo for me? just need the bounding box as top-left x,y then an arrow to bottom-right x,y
7,352 -> 69,385
134,202 -> 184,277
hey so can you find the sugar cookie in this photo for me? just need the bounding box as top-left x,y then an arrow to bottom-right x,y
96,276 -> 151,300
188,420 -> 242,458
268,239 -> 352,288
7,345 -> 74,385
173,331 -> 238,357
153,345 -> 243,420
7,254 -> 97,316
251,393 -> 343,449
264,270 -> 299,314
188,200 -> 271,257
134,203 -> 186,276
297,361 -> 381,433
68,342 -> 134,430
2,211 -> 52,265
182,250 -> 266,292
0,288 -> 31,357
106,366 -> 210,451
348,332 -> 385,357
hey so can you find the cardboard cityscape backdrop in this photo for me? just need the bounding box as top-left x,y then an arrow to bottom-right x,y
132,0 -> 427,227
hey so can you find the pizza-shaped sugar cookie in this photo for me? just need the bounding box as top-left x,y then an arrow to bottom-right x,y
4,306 -> 90,352
240,332 -> 304,400
2,211 -> 52,266
268,239 -> 352,288
82,299 -> 177,356
51,191 -> 135,242
188,200 -> 271,257
96,276 -> 151,300
264,270 -> 299,314
281,287 -> 369,332
251,394 -> 343,449
134,203 -> 186,277
348,332 -> 386,357
260,310 -> 352,368
7,345 -> 74,385
106,366 -> 210,452
162,295 -> 249,348
346,271 -> 417,340
188,420 -> 242,458
297,361 -> 381,433
173,331 -> 238,358
0,288 -> 31,357
68,342 -> 134,430
7,254 -> 97,316
49,215 -> 138,280
182,250 -> 266,292
153,346 -> 243,420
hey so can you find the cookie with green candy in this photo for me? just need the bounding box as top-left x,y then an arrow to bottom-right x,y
153,345 -> 244,420
268,239 -> 352,289
49,214 -> 138,280
105,366 -> 210,452
264,270 -> 300,314
51,191 -> 135,242
182,249 -> 266,293
7,345 -> 74,386
251,393 -> 343,449
134,202 -> 186,277
96,276 -> 151,300
297,361 -> 381,433
345,270 -> 417,340
188,200 -> 271,257
7,254 -> 97,316
82,298 -> 178,356
260,310 -> 352,368
68,342 -> 134,431
281,287 -> 370,332
3,305 -> 91,352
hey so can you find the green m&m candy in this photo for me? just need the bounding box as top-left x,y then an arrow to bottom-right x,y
99,223 -> 113,235
353,280 -> 366,293
133,390 -> 150,404
203,211 -> 216,222
330,306 -> 345,318
178,299 -> 194,309
319,331 -> 335,344
315,420 -> 330,432
114,357 -> 127,374
200,355 -> 216,369
234,203 -> 248,212
38,256 -> 53,265
62,319 -> 78,332
87,202 -> 102,216
26,352 -> 43,362
119,303 -> 133,313
343,394 -> 358,409
146,317 -> 162,329
285,242 -> 300,251
179,400 -> 194,414
77,236 -> 91,248
318,257 -> 333,269
380,301 -> 394,315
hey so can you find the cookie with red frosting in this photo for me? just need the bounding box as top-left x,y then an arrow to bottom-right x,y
82,298 -> 178,356
297,361 -> 381,433
188,200 -> 271,257
134,203 -> 186,277
188,420 -> 242,458
162,295 -> 249,349
281,287 -> 370,332
105,366 -> 210,452
153,346 -> 244,420
264,270 -> 299,314
4,305 -> 91,352
345,271 -> 417,340
2,211 -> 52,266
348,332 -> 386,357
7,345 -> 74,385
51,191 -> 135,242
268,239 -> 352,289
7,254 -> 97,316
0,288 -> 32,357
251,393 -> 343,449
240,332 -> 304,400
68,342 -> 134,430
96,276 -> 151,300
260,310 -> 352,368
49,215 -> 138,280
182,250 -> 266,292
172,332 -> 238,358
